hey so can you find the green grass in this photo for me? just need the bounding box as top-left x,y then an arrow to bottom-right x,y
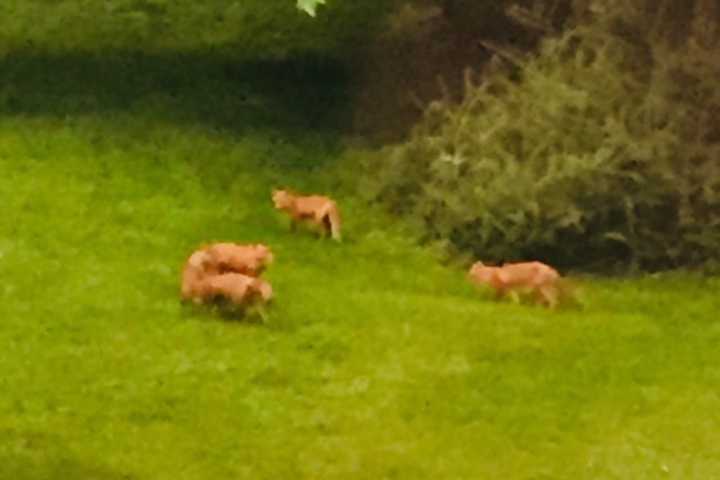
2,54 -> 720,480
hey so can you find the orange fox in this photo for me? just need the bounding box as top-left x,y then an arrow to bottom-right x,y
205,272 -> 273,305
272,189 -> 341,241
468,261 -> 562,308
204,242 -> 274,276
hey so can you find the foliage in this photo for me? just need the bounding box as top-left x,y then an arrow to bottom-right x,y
364,0 -> 720,270
0,8 -> 719,477
297,0 -> 327,17
0,0 -> 393,59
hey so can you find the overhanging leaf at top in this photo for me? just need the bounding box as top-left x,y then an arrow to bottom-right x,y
297,0 -> 326,17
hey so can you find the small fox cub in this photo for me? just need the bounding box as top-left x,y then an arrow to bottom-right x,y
272,189 -> 342,241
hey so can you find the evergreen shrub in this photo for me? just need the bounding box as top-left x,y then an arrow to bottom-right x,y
364,3 -> 720,270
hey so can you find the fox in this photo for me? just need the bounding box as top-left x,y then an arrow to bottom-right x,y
468,260 -> 567,308
272,189 -> 342,241
204,242 -> 274,277
205,272 -> 273,305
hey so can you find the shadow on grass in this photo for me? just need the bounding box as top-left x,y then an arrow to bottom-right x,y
0,428 -> 134,480
0,49 -> 351,137
179,300 -> 270,325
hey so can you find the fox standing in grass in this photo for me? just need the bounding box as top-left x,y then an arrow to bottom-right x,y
272,189 -> 342,241
468,261 -> 565,308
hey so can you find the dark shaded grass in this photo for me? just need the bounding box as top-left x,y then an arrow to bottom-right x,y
0,49 -> 350,143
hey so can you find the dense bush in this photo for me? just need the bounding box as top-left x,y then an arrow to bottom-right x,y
365,1 -> 720,270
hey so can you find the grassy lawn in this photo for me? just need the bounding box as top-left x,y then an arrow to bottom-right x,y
2,54 -> 720,480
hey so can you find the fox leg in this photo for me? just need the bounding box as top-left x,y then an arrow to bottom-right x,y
319,214 -> 333,239
318,203 -> 341,241
537,284 -> 559,308
493,285 -> 507,302
329,210 -> 341,241
507,289 -> 521,304
329,220 -> 341,241
253,304 -> 269,323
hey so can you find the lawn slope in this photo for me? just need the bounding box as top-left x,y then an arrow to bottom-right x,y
1,54 -> 719,480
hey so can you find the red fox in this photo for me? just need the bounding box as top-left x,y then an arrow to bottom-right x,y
205,272 -> 273,305
272,189 -> 341,241
468,261 -> 563,308
205,243 -> 274,276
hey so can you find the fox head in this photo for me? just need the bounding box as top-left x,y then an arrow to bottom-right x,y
468,261 -> 496,284
272,189 -> 292,209
255,244 -> 274,265
187,249 -> 212,269
252,278 -> 273,302
247,244 -> 273,272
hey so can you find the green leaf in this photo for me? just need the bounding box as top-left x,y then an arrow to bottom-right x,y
296,0 -> 326,17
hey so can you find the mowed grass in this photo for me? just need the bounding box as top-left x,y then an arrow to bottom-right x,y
2,57 -> 720,480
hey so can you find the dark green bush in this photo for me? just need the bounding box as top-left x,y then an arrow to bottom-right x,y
365,1 -> 720,270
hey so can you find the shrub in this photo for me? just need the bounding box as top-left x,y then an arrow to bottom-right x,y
364,1 -> 720,271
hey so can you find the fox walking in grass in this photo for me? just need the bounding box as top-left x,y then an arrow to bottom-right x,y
468,261 -> 571,308
272,189 -> 342,241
